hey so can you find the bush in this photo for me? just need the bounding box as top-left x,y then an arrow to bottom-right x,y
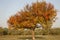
0,27 -> 4,35
50,28 -> 60,35
8,29 -> 24,35
3,28 -> 8,35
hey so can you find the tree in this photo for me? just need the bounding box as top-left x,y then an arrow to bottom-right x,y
7,1 -> 57,40
0,27 -> 4,35
3,28 -> 8,35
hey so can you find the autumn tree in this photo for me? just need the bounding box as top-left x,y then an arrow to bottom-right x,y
7,1 -> 57,40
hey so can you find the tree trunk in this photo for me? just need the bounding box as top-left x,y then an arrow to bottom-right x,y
31,29 -> 35,40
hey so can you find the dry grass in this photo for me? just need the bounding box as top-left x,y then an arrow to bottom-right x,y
0,35 -> 60,40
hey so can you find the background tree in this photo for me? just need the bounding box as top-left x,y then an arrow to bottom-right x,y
7,1 -> 57,40
0,27 -> 4,35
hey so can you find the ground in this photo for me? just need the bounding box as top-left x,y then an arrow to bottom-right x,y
0,35 -> 60,40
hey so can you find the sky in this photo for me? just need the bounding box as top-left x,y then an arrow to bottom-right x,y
0,0 -> 60,28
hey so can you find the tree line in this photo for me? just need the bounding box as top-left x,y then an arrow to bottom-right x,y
0,27 -> 60,35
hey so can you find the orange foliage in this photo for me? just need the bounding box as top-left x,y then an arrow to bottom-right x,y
7,1 -> 57,29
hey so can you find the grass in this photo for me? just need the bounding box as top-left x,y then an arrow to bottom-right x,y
0,35 -> 60,40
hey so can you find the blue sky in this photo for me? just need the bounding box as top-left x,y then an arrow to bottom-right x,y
0,0 -> 60,28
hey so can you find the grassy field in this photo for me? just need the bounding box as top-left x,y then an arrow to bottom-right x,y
0,35 -> 60,40
0,28 -> 60,40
